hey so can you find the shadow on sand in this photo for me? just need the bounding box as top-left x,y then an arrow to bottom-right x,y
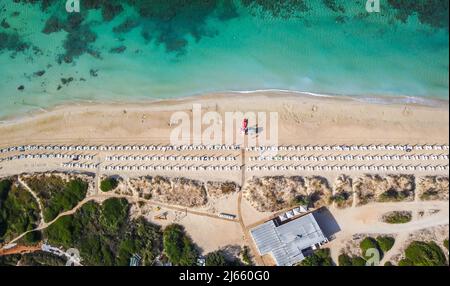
312,207 -> 341,240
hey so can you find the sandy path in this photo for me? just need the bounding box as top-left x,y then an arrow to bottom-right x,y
327,201 -> 449,265
330,201 -> 449,235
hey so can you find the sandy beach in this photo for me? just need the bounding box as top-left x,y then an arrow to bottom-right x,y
1,91 -> 449,147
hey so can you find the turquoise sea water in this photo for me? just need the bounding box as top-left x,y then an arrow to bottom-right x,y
0,0 -> 448,118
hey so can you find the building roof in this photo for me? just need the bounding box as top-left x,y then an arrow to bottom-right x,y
250,213 -> 327,266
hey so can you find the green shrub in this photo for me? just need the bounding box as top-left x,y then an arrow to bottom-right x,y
384,261 -> 393,266
300,248 -> 333,266
402,241 -> 447,266
378,189 -> 409,202
338,254 -> 353,266
330,192 -> 351,205
360,237 -> 381,259
292,195 -> 311,207
0,181 -> 39,242
0,179 -> 12,201
205,250 -> 228,266
22,231 -> 42,245
163,224 -> 198,266
45,198 -> 162,266
242,246 -> 252,265
376,236 -> 395,253
100,177 -> 119,192
444,239 -> 449,251
398,258 -> 414,266
26,176 -> 88,222
382,211 -> 412,224
351,256 -> 366,266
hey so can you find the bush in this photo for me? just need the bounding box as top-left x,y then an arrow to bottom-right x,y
0,179 -> 12,201
376,236 -> 395,253
338,254 -> 353,266
205,250 -> 228,266
100,177 -> 119,192
26,176 -> 88,222
45,198 -> 163,266
351,256 -> 366,266
402,241 -> 447,266
444,239 -> 449,251
398,258 -> 414,266
338,253 -> 370,266
292,195 -> 311,207
360,237 -> 381,259
0,181 -> 40,242
300,248 -> 333,266
163,224 -> 198,266
382,211 -> 412,224
384,261 -> 393,266
22,231 -> 42,245
242,246 -> 252,265
330,192 -> 350,204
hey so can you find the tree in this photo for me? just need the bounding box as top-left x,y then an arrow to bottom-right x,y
360,237 -> 381,259
163,224 -> 198,266
376,236 -> 395,253
241,246 -> 252,265
402,241 -> 447,266
300,249 -> 333,266
100,177 -> 119,192
338,254 -> 353,266
205,250 -> 228,266
351,256 -> 366,266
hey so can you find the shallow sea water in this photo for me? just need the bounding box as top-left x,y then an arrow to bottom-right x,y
0,0 -> 448,118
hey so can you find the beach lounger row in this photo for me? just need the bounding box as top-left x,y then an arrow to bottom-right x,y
245,144 -> 449,152
0,153 -> 94,163
249,154 -> 449,162
105,155 -> 238,162
0,144 -> 241,154
99,165 -> 242,172
245,164 -> 449,172
61,162 -> 99,169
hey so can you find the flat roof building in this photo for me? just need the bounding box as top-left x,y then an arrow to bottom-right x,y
250,212 -> 328,266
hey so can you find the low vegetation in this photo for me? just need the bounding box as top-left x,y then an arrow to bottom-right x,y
241,246 -> 253,265
163,224 -> 199,266
376,236 -> 395,253
360,237 -> 382,260
331,175 -> 353,208
299,248 -> 333,266
206,181 -> 238,198
354,175 -> 415,205
382,211 -> 412,224
243,176 -> 331,212
418,176 -> 449,201
100,177 -> 119,192
0,178 -> 40,243
0,251 -> 66,266
360,236 -> 396,260
25,175 -> 88,222
338,254 -> 366,266
130,176 -> 207,207
398,241 -> 448,266
45,198 -> 163,266
205,250 -> 229,266
339,235 -> 396,266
